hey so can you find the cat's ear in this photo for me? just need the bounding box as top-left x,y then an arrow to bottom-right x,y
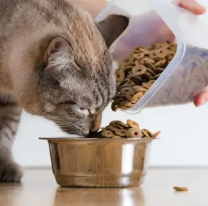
44,37 -> 71,67
97,15 -> 129,48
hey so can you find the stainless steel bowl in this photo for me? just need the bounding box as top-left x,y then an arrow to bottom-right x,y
40,137 -> 153,188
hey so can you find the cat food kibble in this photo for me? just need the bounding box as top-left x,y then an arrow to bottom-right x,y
101,130 -> 114,138
112,42 -> 177,111
152,131 -> 161,138
127,120 -> 139,128
100,119 -> 160,139
173,186 -> 188,192
127,128 -> 142,138
110,121 -> 129,128
115,129 -> 127,137
141,129 -> 152,138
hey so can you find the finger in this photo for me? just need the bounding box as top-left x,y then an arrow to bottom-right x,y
194,93 -> 208,107
194,87 -> 208,107
176,0 -> 206,15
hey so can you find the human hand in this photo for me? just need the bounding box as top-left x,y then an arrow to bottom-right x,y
175,0 -> 206,15
176,0 -> 207,106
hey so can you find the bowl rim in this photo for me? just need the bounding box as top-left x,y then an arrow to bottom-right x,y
39,137 -> 158,142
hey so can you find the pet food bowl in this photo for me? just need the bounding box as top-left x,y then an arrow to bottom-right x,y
40,137 -> 154,188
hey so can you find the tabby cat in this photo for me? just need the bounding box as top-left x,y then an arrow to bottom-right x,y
0,0 -> 129,182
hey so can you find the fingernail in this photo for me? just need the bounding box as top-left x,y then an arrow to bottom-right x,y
201,98 -> 207,105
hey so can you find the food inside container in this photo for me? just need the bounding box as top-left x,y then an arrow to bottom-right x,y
112,42 -> 177,111
96,0 -> 208,113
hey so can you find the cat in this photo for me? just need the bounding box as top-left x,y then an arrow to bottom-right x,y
0,0 -> 129,182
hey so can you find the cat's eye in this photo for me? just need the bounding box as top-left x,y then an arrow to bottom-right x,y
79,108 -> 90,114
78,108 -> 92,115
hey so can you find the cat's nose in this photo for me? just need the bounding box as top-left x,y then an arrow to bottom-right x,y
89,113 -> 102,132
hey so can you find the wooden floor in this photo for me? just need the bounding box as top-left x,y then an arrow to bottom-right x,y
0,168 -> 208,206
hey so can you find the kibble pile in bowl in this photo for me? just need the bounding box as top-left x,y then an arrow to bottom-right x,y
99,120 -> 160,139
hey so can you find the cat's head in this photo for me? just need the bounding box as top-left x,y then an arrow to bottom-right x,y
22,14 -> 129,136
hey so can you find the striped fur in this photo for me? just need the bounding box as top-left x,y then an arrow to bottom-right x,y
0,92 -> 23,181
0,0 -> 129,182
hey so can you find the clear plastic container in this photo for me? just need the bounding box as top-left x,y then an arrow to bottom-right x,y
96,0 -> 208,113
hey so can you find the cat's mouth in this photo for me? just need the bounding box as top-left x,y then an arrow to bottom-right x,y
60,126 -> 88,137
85,131 -> 101,138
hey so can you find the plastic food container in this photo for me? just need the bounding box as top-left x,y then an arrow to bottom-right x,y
40,137 -> 153,188
96,0 -> 208,113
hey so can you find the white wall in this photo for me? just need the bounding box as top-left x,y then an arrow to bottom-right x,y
14,103 -> 208,167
